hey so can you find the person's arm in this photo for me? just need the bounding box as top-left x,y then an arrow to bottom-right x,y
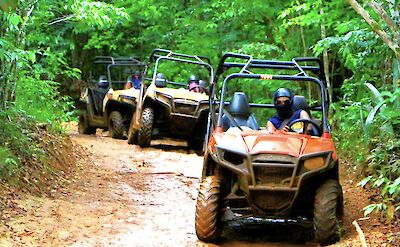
266,120 -> 277,133
300,110 -> 310,119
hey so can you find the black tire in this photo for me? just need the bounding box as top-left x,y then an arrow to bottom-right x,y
188,139 -> 205,156
127,116 -> 138,145
138,107 -> 154,147
78,111 -> 96,135
314,179 -> 343,246
108,111 -> 125,139
195,176 -> 222,243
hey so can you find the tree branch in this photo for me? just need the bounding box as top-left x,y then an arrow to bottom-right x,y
367,0 -> 400,44
48,14 -> 76,25
347,0 -> 399,58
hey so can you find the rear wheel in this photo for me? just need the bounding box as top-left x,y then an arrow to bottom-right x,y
188,139 -> 205,156
314,179 -> 343,246
138,107 -> 154,147
108,111 -> 125,139
195,176 -> 222,243
78,111 -> 96,134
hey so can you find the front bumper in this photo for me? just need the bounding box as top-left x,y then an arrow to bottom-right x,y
213,146 -> 335,214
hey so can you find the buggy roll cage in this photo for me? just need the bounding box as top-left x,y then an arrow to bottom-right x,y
92,56 -> 148,87
147,49 -> 214,86
208,52 -> 331,136
149,48 -> 212,66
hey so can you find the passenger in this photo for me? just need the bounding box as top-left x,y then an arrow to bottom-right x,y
188,75 -> 200,92
124,71 -> 142,90
132,70 -> 142,89
198,80 -> 209,94
124,76 -> 133,89
266,88 -> 310,133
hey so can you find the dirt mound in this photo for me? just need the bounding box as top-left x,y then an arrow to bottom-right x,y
0,124 -> 88,216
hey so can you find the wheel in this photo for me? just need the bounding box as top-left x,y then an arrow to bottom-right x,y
195,176 -> 222,243
127,115 -> 138,145
188,138 -> 205,156
108,111 -> 125,139
138,107 -> 154,147
314,179 -> 343,246
78,111 -> 96,134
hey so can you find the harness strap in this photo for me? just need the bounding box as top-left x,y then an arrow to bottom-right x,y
279,110 -> 300,129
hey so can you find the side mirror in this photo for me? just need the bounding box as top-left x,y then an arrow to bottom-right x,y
155,78 -> 167,87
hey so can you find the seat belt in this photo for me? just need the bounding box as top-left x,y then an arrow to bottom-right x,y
279,110 -> 298,130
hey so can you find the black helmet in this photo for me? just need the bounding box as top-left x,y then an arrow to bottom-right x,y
98,75 -> 109,88
273,88 -> 294,119
189,75 -> 199,83
199,80 -> 207,88
274,88 -> 293,102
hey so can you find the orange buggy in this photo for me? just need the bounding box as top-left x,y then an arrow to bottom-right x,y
195,53 -> 343,246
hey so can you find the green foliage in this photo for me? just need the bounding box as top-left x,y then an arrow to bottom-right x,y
0,109 -> 38,180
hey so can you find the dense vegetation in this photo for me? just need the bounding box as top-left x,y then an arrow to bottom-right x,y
0,0 -> 398,219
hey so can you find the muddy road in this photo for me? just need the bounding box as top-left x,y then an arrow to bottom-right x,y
2,126 -> 394,246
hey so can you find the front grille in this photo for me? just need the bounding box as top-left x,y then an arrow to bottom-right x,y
253,166 -> 293,185
252,154 -> 296,186
173,99 -> 199,115
174,102 -> 197,115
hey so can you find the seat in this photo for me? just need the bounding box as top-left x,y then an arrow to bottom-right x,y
91,76 -> 109,115
292,95 -> 311,117
222,92 -> 259,131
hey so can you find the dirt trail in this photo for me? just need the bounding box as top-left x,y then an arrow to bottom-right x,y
0,125 -> 397,246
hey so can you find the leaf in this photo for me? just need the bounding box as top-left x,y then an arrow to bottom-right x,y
9,13 -> 21,28
363,204 -> 377,217
365,83 -> 384,103
365,100 -> 385,126
373,177 -> 387,188
358,176 -> 372,187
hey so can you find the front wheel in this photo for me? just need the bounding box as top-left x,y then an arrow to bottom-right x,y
314,179 -> 343,246
78,111 -> 96,135
138,107 -> 154,147
108,111 -> 125,139
195,176 -> 222,243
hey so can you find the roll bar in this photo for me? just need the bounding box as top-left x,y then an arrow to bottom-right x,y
149,48 -> 212,66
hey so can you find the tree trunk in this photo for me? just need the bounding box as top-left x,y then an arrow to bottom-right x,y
320,1 -> 332,104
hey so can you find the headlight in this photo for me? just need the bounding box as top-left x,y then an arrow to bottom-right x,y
223,151 -> 244,165
155,92 -> 172,105
303,157 -> 325,170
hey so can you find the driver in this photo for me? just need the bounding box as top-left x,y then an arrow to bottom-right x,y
266,88 -> 310,133
124,71 -> 142,90
131,70 -> 142,89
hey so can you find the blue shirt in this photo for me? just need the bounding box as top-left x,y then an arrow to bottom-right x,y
269,110 -> 302,129
132,78 -> 141,89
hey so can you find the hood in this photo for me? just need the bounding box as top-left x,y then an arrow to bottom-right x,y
243,133 -> 304,157
155,87 -> 209,102
109,88 -> 140,100
214,130 -> 336,158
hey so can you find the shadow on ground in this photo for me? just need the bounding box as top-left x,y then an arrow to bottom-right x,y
218,218 -> 317,247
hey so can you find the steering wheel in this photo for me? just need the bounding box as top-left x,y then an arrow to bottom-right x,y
287,118 -> 321,136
